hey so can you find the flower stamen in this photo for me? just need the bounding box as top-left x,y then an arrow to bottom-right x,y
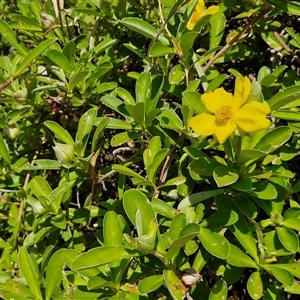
215,105 -> 234,123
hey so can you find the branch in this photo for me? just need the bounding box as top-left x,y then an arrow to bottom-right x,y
203,6 -> 273,73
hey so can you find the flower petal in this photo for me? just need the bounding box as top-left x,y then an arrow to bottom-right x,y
189,113 -> 216,135
233,76 -> 251,110
203,5 -> 219,16
214,120 -> 236,144
195,0 -> 205,13
187,11 -> 202,30
233,102 -> 270,133
201,88 -> 234,113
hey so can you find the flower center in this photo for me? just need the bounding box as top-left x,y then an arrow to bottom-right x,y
215,105 -> 234,124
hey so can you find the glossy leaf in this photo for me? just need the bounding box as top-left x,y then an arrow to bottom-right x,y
198,228 -> 230,259
72,246 -> 139,270
13,38 -> 56,77
201,210 -> 238,227
123,189 -> 156,236
44,121 -> 74,145
209,280 -> 227,300
138,275 -> 163,295
247,272 -> 263,300
0,19 -> 28,56
163,270 -> 185,300
18,247 -> 43,299
213,166 -> 239,187
276,227 -> 299,253
45,249 -> 64,300
121,17 -> 169,44
0,134 -> 10,162
46,49 -> 73,72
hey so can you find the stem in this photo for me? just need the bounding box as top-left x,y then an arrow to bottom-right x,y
203,6 -> 273,73
274,31 -> 300,64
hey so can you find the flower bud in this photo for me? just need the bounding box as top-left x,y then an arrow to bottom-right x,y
40,13 -> 55,30
14,89 -> 28,103
53,143 -> 74,163
4,127 -> 20,140
181,268 -> 202,287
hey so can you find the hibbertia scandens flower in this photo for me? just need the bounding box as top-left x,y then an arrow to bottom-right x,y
186,0 -> 219,30
189,77 -> 271,144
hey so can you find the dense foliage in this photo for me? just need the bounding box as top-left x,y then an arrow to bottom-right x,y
1,0 -> 300,299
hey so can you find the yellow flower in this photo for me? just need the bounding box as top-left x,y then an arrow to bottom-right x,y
189,77 -> 271,144
186,0 -> 219,30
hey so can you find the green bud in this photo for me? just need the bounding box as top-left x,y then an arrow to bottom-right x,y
53,143 -> 74,163
4,127 -> 20,140
14,89 -> 28,103
41,13 -> 55,30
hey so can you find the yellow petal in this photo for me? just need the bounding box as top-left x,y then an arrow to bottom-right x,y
195,0 -> 205,13
201,88 -> 234,114
203,5 -> 219,16
186,11 -> 202,30
233,102 -> 270,133
189,113 -> 216,135
214,120 -> 236,144
233,76 -> 251,110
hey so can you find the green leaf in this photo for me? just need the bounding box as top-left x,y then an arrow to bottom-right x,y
91,117 -> 110,152
121,17 -> 169,44
138,275 -> 163,295
226,244 -> 258,268
10,15 -> 42,31
29,176 -> 52,199
136,72 -> 151,104
103,211 -> 123,246
125,102 -> 145,125
111,131 -> 141,147
238,149 -> 268,165
276,227 -> 299,253
215,194 -> 259,262
72,246 -> 139,270
115,87 -> 135,105
18,247 -> 43,299
101,95 -> 130,118
262,265 -> 293,287
151,197 -> 176,219
265,0 -> 300,16
0,134 -> 10,162
213,166 -> 239,187
163,270 -> 185,300
13,38 -> 56,77
201,210 -> 238,227
182,91 -> 209,114
268,85 -> 300,110
156,108 -> 183,132
123,189 -> 156,236
209,280 -> 227,300
45,249 -> 64,300
255,127 -> 292,153
46,49 -> 73,72
0,19 -> 28,56
167,224 -> 200,260
210,11 -> 226,49
247,180 -> 277,200
247,272 -> 263,300
44,121 -> 74,145
68,70 -> 89,91
169,213 -> 186,241
198,227 -> 230,259
22,159 -> 61,170
272,110 -> 300,121
169,64 -> 185,85
113,164 -> 148,183
178,189 -> 225,209
76,108 -> 98,156
149,43 -> 176,57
